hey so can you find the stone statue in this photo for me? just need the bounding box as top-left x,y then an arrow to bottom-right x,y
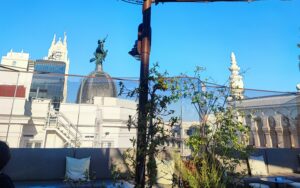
90,36 -> 108,67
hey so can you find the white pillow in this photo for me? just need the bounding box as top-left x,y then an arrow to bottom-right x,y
248,155 -> 268,176
65,157 -> 91,181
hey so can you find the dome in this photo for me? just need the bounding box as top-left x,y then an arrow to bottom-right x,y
77,69 -> 117,104
297,83 -> 300,92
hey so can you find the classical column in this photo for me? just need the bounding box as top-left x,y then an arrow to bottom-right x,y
289,120 -> 299,148
274,114 -> 284,148
250,119 -> 260,147
249,131 -> 255,146
262,116 -> 272,148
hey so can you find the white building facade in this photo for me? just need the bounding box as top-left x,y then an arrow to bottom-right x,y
0,35 -> 138,149
0,50 -> 34,99
0,95 -> 137,148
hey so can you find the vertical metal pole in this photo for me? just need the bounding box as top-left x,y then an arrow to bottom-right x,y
135,0 -> 151,187
180,96 -> 183,155
46,101 -> 51,128
75,78 -> 84,148
6,72 -> 20,143
36,87 -> 39,99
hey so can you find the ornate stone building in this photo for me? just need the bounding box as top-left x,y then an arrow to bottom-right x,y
229,53 -> 300,148
237,94 -> 300,148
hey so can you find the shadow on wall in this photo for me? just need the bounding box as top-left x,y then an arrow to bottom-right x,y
250,148 -> 300,175
18,118 -> 37,148
24,100 -> 32,116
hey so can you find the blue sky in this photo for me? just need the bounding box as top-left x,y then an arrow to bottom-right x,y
0,0 -> 299,92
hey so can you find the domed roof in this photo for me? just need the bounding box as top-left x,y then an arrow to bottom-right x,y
77,69 -> 117,104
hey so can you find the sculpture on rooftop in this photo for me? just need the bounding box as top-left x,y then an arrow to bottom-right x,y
228,52 -> 244,100
77,36 -> 117,103
90,36 -> 108,70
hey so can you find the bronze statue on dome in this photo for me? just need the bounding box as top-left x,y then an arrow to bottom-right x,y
90,36 -> 108,68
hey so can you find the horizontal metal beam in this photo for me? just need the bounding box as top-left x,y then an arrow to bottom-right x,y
155,0 -> 257,3
121,0 -> 259,5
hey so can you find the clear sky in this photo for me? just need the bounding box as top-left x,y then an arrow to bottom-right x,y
0,0 -> 299,92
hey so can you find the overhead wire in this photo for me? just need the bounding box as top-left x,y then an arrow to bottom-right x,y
0,68 -> 297,95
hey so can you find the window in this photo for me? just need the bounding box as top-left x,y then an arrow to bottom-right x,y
186,127 -> 197,136
178,142 -> 181,148
23,134 -> 34,138
102,141 -> 113,148
24,141 -> 42,148
35,142 -> 42,148
25,142 -> 33,148
185,129 -> 191,136
85,135 -> 94,139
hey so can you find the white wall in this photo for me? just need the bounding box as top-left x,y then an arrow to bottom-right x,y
0,71 -> 33,99
45,133 -> 65,148
0,96 -> 138,148
59,98 -> 137,148
59,103 -> 97,125
0,124 -> 23,148
31,99 -> 51,118
1,51 -> 29,71
0,97 -> 26,115
0,51 -> 33,99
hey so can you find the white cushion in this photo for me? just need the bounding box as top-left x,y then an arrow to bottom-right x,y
249,183 -> 270,188
65,156 -> 90,181
248,155 -> 268,176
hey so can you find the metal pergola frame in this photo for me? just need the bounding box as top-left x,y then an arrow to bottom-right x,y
122,0 -> 259,187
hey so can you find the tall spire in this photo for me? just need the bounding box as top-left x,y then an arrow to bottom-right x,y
230,52 -> 239,74
45,33 -> 70,102
229,52 -> 244,100
63,32 -> 67,46
51,34 -> 56,47
231,52 -> 236,63
46,33 -> 68,63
